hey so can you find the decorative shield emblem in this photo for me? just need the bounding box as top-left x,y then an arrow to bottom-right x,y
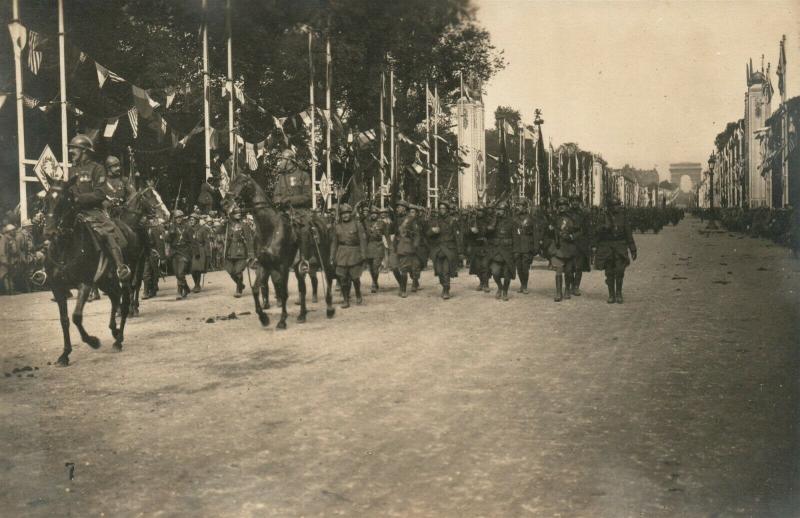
319,174 -> 332,199
33,145 -> 64,190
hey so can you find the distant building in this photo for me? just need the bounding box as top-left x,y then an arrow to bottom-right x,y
745,59 -> 773,207
669,162 -> 702,192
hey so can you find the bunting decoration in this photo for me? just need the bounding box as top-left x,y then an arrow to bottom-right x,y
245,143 -> 258,170
103,117 -> 120,138
96,63 -> 124,88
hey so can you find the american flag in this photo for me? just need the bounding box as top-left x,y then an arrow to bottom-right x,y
27,30 -> 42,75
128,108 -> 138,139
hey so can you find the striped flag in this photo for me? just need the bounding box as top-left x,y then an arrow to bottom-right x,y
245,143 -> 258,170
27,30 -> 42,75
127,108 -> 138,138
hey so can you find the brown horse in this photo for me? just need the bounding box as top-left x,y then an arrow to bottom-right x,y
40,178 -> 140,365
224,173 -> 335,329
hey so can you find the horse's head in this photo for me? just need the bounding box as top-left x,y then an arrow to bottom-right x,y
42,178 -> 74,240
223,172 -> 256,215
137,185 -> 171,221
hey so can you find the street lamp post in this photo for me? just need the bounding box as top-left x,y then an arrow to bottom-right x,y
707,152 -> 718,229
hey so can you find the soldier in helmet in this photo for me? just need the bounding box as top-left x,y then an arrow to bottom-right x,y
66,134 -> 131,281
594,197 -> 637,303
547,197 -> 579,302
142,214 -> 165,299
512,199 -> 537,294
330,203 -> 367,308
102,155 -> 136,218
365,206 -> 389,293
427,200 -> 461,299
466,206 -> 491,292
167,210 -> 192,299
569,195 -> 592,296
486,201 -> 516,301
224,209 -> 255,298
393,200 -> 421,297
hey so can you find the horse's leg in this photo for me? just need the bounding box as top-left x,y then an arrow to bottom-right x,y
310,271 -> 319,303
252,267 -> 269,327
275,268 -> 289,330
295,269 -> 307,323
261,274 -> 270,309
73,283 -> 101,349
108,284 -> 120,340
130,257 -> 145,317
54,287 -> 73,366
113,282 -> 130,351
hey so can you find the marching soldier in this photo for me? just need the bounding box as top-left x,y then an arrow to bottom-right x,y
365,207 -> 389,293
167,210 -> 192,299
466,207 -> 491,292
569,196 -> 592,296
486,201 -> 516,301
224,210 -> 255,298
188,214 -> 208,293
427,200 -> 461,299
512,200 -> 537,294
66,134 -> 130,281
102,156 -> 136,218
0,224 -> 16,294
330,203 -> 367,308
142,215 -> 165,299
594,197 -> 637,303
394,201 -> 421,298
547,197 -> 579,302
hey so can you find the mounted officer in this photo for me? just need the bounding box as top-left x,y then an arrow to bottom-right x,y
272,148 -> 325,267
67,134 -> 131,281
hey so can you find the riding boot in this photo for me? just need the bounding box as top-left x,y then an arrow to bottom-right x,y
341,279 -> 351,308
493,274 -> 502,299
192,272 -> 202,293
233,274 -> 244,298
554,274 -> 563,302
105,236 -> 131,282
563,272 -> 572,300
476,277 -> 484,291
440,275 -> 447,299
400,272 -> 408,298
353,279 -> 363,305
370,270 -> 379,293
411,274 -> 419,292
606,274 -> 616,303
502,278 -> 511,301
442,278 -> 451,300
573,271 -> 583,296
615,275 -> 624,304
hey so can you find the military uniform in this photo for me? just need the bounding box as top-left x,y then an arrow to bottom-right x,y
69,160 -> 130,279
142,217 -> 165,299
569,200 -> 592,296
427,202 -> 461,299
102,175 -> 136,218
330,205 -> 367,307
512,207 -> 537,294
273,158 -> 325,266
594,202 -> 637,303
466,209 -> 491,291
394,204 -> 422,297
547,200 -> 580,301
167,214 -> 193,298
487,204 -> 516,300
190,219 -> 209,292
365,210 -> 389,292
225,218 -> 255,297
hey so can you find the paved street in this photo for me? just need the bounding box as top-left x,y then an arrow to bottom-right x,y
1,216 -> 798,517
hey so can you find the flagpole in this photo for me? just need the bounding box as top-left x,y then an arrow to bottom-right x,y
202,0 -> 211,180
309,30 -> 317,210
379,71 -> 385,209
425,79 -> 430,208
781,35 -> 788,207
58,0 -> 68,179
389,65 -> 395,200
226,0 -> 234,181
433,83 -> 438,208
325,26 -> 332,209
11,0 -> 29,224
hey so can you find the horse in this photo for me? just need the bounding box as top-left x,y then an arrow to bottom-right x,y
110,185 -> 170,316
40,177 -> 136,365
223,172 -> 335,329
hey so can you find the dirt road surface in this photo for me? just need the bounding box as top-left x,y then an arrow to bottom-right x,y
1,217 -> 798,517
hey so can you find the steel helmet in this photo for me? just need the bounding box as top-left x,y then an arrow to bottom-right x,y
104,155 -> 121,169
3,224 -> 16,233
68,134 -> 94,153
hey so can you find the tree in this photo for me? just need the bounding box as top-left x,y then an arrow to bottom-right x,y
493,105 -> 520,127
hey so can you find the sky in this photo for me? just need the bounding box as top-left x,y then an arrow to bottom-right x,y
475,0 -> 800,181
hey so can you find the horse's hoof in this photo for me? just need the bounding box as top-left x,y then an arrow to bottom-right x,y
297,314 -> 306,324
56,355 -> 69,367
112,329 -> 121,340
326,308 -> 335,319
276,321 -> 287,330
258,313 -> 270,327
112,342 -> 123,352
86,336 -> 101,350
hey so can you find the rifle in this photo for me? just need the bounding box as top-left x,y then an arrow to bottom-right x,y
173,179 -> 183,214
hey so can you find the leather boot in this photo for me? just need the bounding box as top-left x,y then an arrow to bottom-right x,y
502,279 -> 510,301
411,276 -> 419,292
554,274 -> 563,302
400,273 -> 408,298
572,271 -> 582,296
615,276 -> 624,304
606,275 -> 616,303
341,280 -> 351,308
354,280 -> 363,305
563,273 -> 572,300
106,237 -> 130,282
